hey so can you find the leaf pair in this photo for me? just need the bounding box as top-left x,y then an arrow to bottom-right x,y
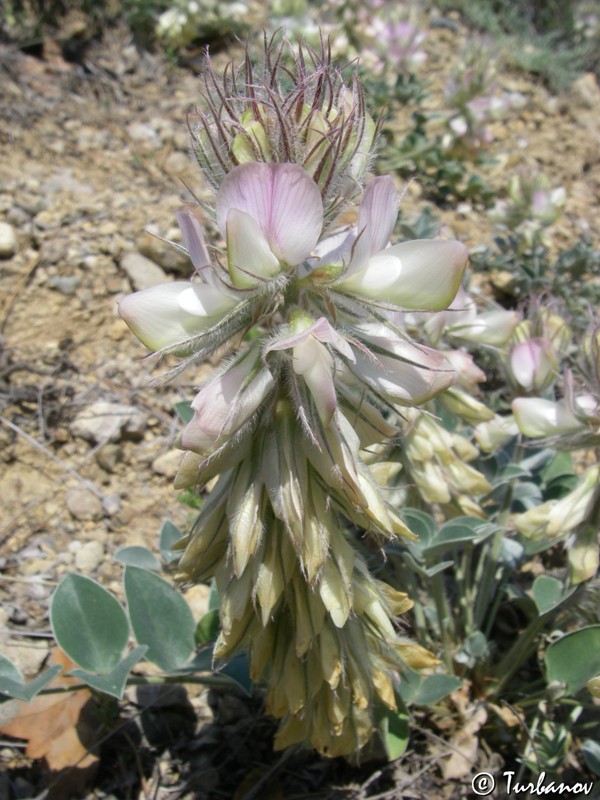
49,567 -> 197,697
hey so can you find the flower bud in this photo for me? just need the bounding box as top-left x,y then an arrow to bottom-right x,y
583,326 -> 600,381
181,346 -> 274,454
441,387 -> 495,424
231,111 -> 272,164
509,337 -> 557,393
568,526 -> 599,584
538,308 -> 571,353
191,38 -> 377,223
514,465 -> 600,539
474,414 -> 519,452
587,676 -> 600,700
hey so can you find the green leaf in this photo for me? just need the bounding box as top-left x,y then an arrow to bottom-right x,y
544,474 -> 578,500
379,702 -> 410,760
424,517 -> 495,557
520,447 -> 555,472
0,654 -> 23,684
124,566 -> 196,672
402,509 -> 436,544
512,482 -> 543,504
168,647 -> 253,695
170,647 -> 213,675
174,401 -> 194,424
115,546 -> 162,572
466,631 -> 488,657
218,652 -> 253,696
545,626 -> 600,694
532,576 -> 564,615
582,739 -> 600,776
424,560 -> 455,577
195,609 -> 220,645
51,574 -> 129,673
540,452 -> 573,486
492,464 -> 532,487
69,646 -> 148,699
498,537 -> 524,567
159,519 -> 183,564
0,662 -> 63,702
398,670 -> 461,705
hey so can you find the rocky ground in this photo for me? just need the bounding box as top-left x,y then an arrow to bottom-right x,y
0,13 -> 599,800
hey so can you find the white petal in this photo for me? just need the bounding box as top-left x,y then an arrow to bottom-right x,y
226,208 -> 280,288
450,309 -> 521,346
178,284 -> 237,317
119,282 -> 235,351
351,344 -> 456,405
338,239 -> 468,310
512,398 -> 584,438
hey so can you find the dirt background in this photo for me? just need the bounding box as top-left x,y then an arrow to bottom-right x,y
1,10 -> 600,799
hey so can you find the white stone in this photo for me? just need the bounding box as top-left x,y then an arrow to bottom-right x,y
151,449 -> 182,479
75,540 -> 105,572
102,493 -> 121,517
0,222 -> 17,258
126,122 -> 162,148
121,251 -> 168,290
65,487 -> 104,521
70,400 -> 148,443
571,73 -> 600,110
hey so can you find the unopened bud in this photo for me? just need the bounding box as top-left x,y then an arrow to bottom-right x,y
568,526 -> 599,584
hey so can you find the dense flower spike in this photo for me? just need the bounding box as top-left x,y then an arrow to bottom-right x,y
189,34 -> 376,225
119,37 -> 470,757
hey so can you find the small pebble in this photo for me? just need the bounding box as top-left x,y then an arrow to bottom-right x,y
65,487 -> 104,521
96,443 -> 122,472
70,401 -> 148,444
120,251 -> 168,290
152,449 -> 182,479
0,222 -> 17,258
102,493 -> 121,517
47,275 -> 80,295
75,540 -> 105,572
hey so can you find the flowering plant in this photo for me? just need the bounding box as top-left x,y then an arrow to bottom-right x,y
156,0 -> 250,49
118,38 -> 469,755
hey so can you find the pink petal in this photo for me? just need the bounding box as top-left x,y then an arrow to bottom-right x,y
175,210 -> 211,273
510,338 -> 555,390
444,350 -> 487,390
347,176 -> 398,275
216,163 -> 323,265
265,317 -> 354,362
182,354 -> 274,453
349,324 -> 457,404
293,337 -> 337,424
